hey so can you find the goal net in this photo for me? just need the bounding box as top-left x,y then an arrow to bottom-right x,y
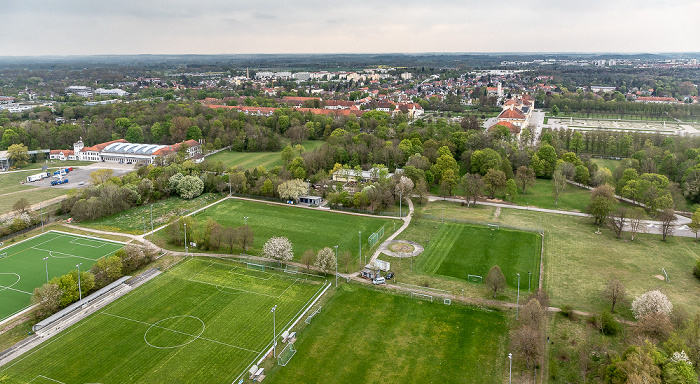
277,342 -> 297,366
467,274 -> 483,283
487,224 -> 500,230
410,292 -> 433,302
284,264 -> 298,274
247,262 -> 266,272
0,252 -> 7,259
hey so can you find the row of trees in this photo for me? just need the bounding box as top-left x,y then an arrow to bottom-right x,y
31,245 -> 155,319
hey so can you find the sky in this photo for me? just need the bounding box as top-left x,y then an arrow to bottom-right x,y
2,0 -> 699,56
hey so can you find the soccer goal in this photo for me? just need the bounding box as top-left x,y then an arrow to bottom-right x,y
0,251 -> 7,259
305,306 -> 322,324
284,264 -> 298,274
467,274 -> 483,283
662,268 -> 670,283
247,262 -> 266,272
487,224 -> 500,230
277,342 -> 297,366
410,292 -> 433,302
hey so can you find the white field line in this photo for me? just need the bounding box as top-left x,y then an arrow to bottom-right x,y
49,230 -> 126,245
100,312 -> 261,354
32,248 -> 96,262
68,238 -> 107,248
30,375 -> 67,384
0,232 -> 62,254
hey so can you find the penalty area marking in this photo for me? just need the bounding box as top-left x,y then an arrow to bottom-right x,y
0,273 -> 32,295
29,375 -> 67,384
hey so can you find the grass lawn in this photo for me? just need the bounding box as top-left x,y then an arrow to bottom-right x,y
207,140 -> 322,170
0,257 -> 326,384
423,200 -> 700,316
590,157 -> 621,172
0,230 -> 124,321
0,170 -> 46,195
0,188 -> 67,215
514,178 -> 591,212
80,193 -> 223,234
266,284 -> 509,384
161,198 -> 399,263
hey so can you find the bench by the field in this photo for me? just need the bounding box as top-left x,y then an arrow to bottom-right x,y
249,365 -> 265,381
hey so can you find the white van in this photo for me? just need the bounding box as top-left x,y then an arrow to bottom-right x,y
372,277 -> 386,285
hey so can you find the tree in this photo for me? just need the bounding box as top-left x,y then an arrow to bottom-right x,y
90,169 -> 114,185
603,278 -> 627,313
483,169 -> 506,199
7,144 -> 29,168
512,325 -> 543,369
394,176 -> 414,203
505,179 -> 518,202
237,225 -> 254,251
31,283 -> 63,319
632,290 -> 673,320
537,144 -> 558,178
186,125 -> 203,141
589,184 -> 617,225
177,175 -> 204,199
89,255 -> 123,289
658,208 -> 677,241
688,207 -> 700,241
278,179 -> 307,201
574,165 -> 590,185
592,167 -> 613,187
461,173 -> 484,205
340,250 -> 353,273
301,249 -> 316,272
515,166 -> 535,193
485,265 -> 506,298
262,236 -> 293,263
629,207 -> 645,241
440,169 -> 456,197
609,207 -> 627,239
125,124 -> 144,143
470,148 -> 502,175
520,298 -> 545,330
552,169 -> 567,207
315,247 -> 335,274
13,197 -> 30,216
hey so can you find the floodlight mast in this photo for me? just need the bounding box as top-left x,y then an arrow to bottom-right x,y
76,263 -> 83,301
334,245 -> 338,287
508,353 -> 513,384
271,305 -> 277,358
516,273 -> 521,320
43,257 -> 49,283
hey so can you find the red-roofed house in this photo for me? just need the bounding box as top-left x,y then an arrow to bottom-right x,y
49,149 -> 76,161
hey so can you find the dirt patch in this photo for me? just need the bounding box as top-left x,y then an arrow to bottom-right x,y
388,243 -> 415,253
493,207 -> 501,220
654,275 -> 665,281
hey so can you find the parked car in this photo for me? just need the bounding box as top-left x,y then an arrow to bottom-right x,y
372,277 -> 386,285
385,272 -> 394,280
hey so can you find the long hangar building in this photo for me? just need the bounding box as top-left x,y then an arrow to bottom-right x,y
50,139 -> 203,165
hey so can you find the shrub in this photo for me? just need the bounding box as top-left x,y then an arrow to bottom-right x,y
560,305 -> 576,320
599,311 -> 620,335
694,259 -> 700,281
631,290 -> 673,320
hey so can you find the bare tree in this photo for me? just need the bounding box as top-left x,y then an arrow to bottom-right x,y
301,249 -> 316,272
520,298 -> 545,330
602,278 -> 626,313
515,166 -> 536,194
512,325 -> 543,368
552,170 -> 567,207
13,197 -> 30,216
658,209 -> 677,241
609,207 -> 627,239
461,173 -> 484,206
236,225 -> 254,251
485,265 -> 506,298
628,207 -> 646,241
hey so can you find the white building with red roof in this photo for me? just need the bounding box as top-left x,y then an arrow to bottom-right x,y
71,138 -> 201,165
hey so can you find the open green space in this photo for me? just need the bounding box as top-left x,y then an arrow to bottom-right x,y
0,188 -> 67,215
0,230 -> 123,321
589,157 -> 621,172
422,201 -> 700,315
0,171 -> 45,195
0,257 -> 326,384
266,284 -> 509,384
412,221 -> 541,289
81,193 -> 222,234
515,178 -> 591,212
165,198 -> 398,262
207,140 -> 322,170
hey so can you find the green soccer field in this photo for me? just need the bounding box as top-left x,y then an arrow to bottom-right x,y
413,222 -> 541,289
266,284 -> 509,384
175,198 -> 399,262
0,257 -> 327,384
0,231 -> 124,321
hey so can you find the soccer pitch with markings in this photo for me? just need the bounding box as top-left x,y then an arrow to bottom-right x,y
0,231 -> 124,321
0,257 -> 327,384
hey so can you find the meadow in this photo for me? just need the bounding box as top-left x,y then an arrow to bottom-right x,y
266,284 -> 509,384
206,140 -> 323,170
0,257 -> 326,384
166,198 -> 399,262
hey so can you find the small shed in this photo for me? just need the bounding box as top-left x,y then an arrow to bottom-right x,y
299,195 -> 323,205
360,266 -> 377,280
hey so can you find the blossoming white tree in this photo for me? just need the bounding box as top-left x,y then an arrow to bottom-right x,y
631,290 -> 673,320
262,236 -> 294,263
314,247 -> 335,274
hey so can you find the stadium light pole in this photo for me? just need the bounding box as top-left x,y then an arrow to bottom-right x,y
528,271 -> 531,293
508,353 -> 512,384
184,222 -> 188,256
271,305 -> 277,358
76,263 -> 83,301
150,204 -> 154,242
228,173 -> 232,196
359,231 -> 362,267
43,257 -> 49,283
334,245 -> 338,287
40,201 -> 44,232
516,273 -> 520,320
399,190 -> 402,218
244,216 -> 249,226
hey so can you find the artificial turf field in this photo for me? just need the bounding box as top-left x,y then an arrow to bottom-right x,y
185,198 -> 398,261
0,231 -> 123,321
267,284 -> 509,384
0,257 -> 327,384
414,222 -> 541,289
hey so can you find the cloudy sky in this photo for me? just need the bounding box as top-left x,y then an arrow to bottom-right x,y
2,0 -> 698,56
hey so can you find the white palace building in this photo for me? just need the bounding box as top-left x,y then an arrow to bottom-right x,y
49,139 -> 202,165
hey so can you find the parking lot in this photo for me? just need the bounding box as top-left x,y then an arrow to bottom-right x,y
24,162 -> 136,189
